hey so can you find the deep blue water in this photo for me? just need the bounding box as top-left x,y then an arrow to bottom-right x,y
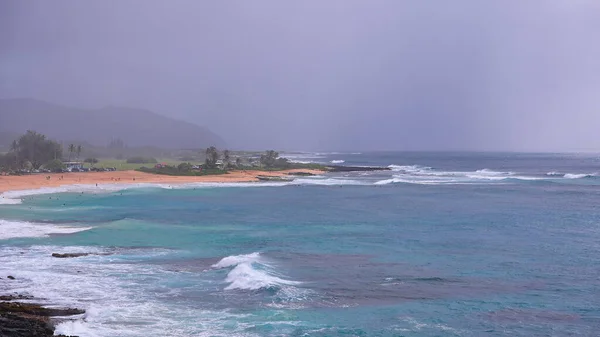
1,152 -> 600,336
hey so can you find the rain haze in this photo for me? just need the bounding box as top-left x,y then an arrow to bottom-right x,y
1,0 -> 600,152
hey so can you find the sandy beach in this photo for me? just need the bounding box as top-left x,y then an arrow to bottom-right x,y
0,169 -> 324,194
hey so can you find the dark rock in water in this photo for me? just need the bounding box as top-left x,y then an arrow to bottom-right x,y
287,171 -> 316,176
0,312 -> 54,337
0,302 -> 85,317
256,175 -> 293,182
0,300 -> 84,337
51,253 -> 90,258
326,165 -> 390,172
0,294 -> 34,301
7,276 -> 15,280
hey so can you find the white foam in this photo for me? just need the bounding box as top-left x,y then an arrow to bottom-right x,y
474,168 -> 514,176
55,320 -> 99,337
213,252 -> 301,291
223,262 -> 300,290
388,165 -> 432,172
330,160 -> 345,164
0,174 -> 370,203
564,173 -> 592,179
0,219 -> 93,240
374,177 -> 464,185
374,178 -> 397,185
0,181 -> 293,204
291,178 -> 365,186
0,184 -> 134,205
0,245 -> 261,336
381,165 -> 551,185
212,252 -> 261,269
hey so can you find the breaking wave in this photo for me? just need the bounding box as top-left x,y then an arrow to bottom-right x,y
330,160 -> 345,164
212,252 -> 301,291
377,165 -> 600,185
0,219 -> 92,240
563,173 -> 594,179
545,172 -> 596,179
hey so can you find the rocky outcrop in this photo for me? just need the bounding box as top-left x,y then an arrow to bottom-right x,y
51,253 -> 90,258
256,175 -> 293,182
0,295 -> 83,337
287,172 -> 316,176
0,311 -> 54,337
0,295 -> 33,301
51,252 -> 112,258
0,302 -> 85,317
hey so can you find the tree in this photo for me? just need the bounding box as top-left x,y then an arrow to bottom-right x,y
235,157 -> 242,168
9,131 -> 63,169
76,145 -> 82,160
0,152 -> 18,173
84,158 -> 99,167
260,150 -> 279,168
223,150 -> 231,169
44,159 -> 65,172
10,140 -> 19,168
205,146 -> 219,169
68,144 -> 75,162
177,162 -> 193,172
126,157 -> 157,164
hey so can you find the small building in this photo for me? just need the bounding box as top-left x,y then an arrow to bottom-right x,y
64,161 -> 84,170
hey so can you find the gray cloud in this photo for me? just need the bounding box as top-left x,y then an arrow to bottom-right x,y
2,0 -> 599,151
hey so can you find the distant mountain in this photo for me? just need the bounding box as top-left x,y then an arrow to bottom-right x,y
0,99 -> 225,148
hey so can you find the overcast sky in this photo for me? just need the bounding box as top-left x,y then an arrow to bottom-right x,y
1,1 -> 599,151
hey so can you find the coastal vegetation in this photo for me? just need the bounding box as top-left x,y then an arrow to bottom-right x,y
138,165 -> 227,176
204,146 -> 219,169
0,131 -> 62,171
0,131 -> 330,176
126,156 -> 158,164
43,159 -> 66,172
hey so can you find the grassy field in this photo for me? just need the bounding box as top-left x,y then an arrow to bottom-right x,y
93,159 -> 203,171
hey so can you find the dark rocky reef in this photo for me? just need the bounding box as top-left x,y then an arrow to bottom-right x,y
0,295 -> 83,337
0,302 -> 85,317
326,165 -> 391,172
51,252 -> 112,258
0,311 -> 54,337
287,171 -> 317,176
256,175 -> 293,182
51,253 -> 90,258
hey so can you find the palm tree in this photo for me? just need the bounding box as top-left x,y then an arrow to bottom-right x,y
223,150 -> 231,169
76,145 -> 82,160
10,140 -> 18,152
235,157 -> 242,168
68,144 -> 75,162
10,140 -> 19,167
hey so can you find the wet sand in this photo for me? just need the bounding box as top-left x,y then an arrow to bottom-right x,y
0,169 -> 324,194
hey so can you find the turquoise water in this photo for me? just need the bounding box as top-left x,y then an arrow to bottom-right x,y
1,153 -> 600,336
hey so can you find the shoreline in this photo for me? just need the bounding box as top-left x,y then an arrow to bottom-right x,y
0,169 -> 324,195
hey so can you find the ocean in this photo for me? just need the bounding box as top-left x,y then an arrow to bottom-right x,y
1,152 -> 599,336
